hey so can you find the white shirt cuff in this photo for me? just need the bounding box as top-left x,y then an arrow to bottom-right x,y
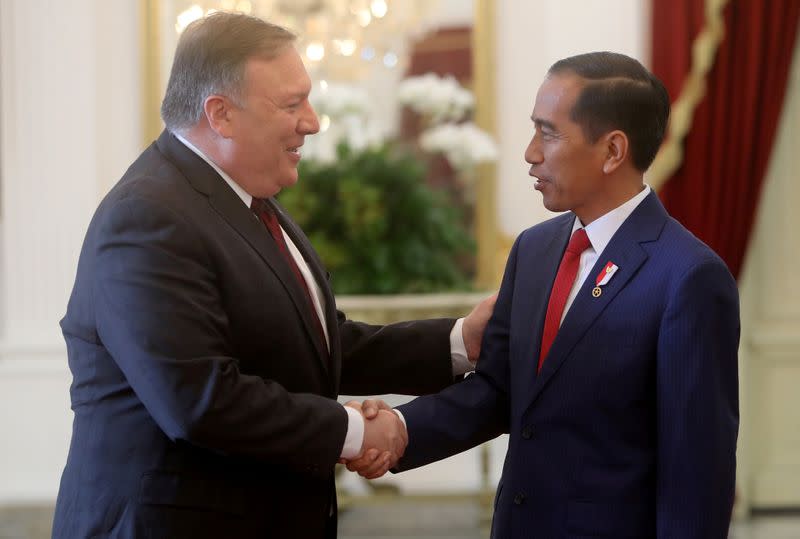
340,405 -> 365,459
393,408 -> 407,428
450,317 -> 473,375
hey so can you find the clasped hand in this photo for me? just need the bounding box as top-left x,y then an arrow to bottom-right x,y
341,399 -> 402,479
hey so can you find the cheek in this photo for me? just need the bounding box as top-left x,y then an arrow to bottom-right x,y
547,153 -> 570,185
551,148 -> 583,181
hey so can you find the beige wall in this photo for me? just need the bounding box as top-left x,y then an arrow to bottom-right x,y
737,30 -> 800,511
0,0 -> 141,502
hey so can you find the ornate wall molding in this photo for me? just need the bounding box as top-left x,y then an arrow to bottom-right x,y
737,31 -> 800,511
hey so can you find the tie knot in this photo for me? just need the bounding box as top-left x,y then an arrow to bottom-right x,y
251,197 -> 276,218
250,197 -> 266,213
566,228 -> 591,254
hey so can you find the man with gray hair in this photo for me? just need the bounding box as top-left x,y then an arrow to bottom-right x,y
53,12 -> 494,538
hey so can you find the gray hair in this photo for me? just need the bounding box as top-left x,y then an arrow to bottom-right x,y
160,11 -> 296,132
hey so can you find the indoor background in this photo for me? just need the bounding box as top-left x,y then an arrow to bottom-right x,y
0,1 -> 798,537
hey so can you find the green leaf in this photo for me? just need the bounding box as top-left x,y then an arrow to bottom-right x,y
280,142 -> 474,294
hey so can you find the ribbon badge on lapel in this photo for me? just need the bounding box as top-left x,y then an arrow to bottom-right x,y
592,261 -> 619,298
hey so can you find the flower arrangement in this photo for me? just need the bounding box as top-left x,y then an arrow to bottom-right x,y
396,73 -> 475,123
279,73 -> 496,295
302,82 -> 382,164
397,73 -> 497,174
419,122 -> 498,173
281,143 -> 474,294
311,82 -> 371,118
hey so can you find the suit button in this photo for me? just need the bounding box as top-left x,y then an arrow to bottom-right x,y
522,426 -> 533,439
514,493 -> 526,505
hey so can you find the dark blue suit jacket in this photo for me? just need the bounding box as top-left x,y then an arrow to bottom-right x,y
397,192 -> 739,538
53,131 -> 457,539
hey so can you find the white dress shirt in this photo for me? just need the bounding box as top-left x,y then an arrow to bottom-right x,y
562,185 -> 652,325
174,133 -> 471,458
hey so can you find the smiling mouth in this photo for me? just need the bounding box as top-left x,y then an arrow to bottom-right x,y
287,146 -> 301,156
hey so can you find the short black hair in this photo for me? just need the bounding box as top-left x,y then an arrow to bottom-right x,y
548,52 -> 670,171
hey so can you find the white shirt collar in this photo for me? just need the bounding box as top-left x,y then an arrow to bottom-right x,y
571,185 -> 652,257
173,132 -> 253,209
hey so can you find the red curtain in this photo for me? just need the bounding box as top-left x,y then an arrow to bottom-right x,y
651,1 -> 799,279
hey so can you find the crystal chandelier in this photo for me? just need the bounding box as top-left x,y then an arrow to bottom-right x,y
173,0 -> 441,80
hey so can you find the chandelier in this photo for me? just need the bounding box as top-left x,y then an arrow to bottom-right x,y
173,0 -> 441,80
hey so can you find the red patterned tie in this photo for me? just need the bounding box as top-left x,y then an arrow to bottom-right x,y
251,199 -> 328,352
538,228 -> 591,372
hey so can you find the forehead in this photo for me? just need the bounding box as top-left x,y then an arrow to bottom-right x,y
531,73 -> 585,122
244,47 -> 311,96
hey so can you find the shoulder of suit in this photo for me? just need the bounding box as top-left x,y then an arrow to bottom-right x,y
517,212 -> 574,243
650,216 -> 733,278
100,147 -> 200,212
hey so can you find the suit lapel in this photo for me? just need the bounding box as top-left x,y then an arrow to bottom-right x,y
524,193 -> 668,411
512,215 -> 575,392
156,131 -> 333,377
209,191 -> 333,375
267,199 -> 341,380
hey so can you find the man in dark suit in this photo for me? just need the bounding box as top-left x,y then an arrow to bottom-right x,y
52,12 -> 494,539
351,52 -> 740,538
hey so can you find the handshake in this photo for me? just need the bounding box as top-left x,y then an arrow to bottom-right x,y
340,399 -> 404,479
337,294 -> 499,479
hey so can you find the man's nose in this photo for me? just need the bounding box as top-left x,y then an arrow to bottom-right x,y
300,102 -> 320,135
525,138 -> 542,164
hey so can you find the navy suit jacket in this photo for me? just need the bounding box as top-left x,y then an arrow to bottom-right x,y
53,131 -> 457,539
397,192 -> 739,539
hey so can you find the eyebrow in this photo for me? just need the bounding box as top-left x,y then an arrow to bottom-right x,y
531,117 -> 557,131
285,90 -> 309,101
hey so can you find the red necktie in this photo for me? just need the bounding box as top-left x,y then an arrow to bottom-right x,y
251,199 -> 328,353
538,228 -> 591,372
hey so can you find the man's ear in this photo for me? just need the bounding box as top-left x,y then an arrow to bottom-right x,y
204,94 -> 235,138
602,130 -> 629,174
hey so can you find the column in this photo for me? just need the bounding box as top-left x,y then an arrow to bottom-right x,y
0,0 -> 141,502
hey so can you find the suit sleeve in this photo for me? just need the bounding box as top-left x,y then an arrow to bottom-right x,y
337,315 -> 457,396
656,259 -> 740,538
391,235 -> 522,471
94,194 -> 347,478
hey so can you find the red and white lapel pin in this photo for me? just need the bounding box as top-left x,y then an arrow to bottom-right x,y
592,261 -> 619,298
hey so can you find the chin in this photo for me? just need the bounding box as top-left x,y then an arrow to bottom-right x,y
270,171 -> 298,191
254,179 -> 284,198
541,197 -> 559,212
281,175 -> 300,189
544,201 -> 570,215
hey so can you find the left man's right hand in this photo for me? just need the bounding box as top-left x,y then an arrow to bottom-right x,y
342,399 -> 404,479
462,293 -> 498,364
